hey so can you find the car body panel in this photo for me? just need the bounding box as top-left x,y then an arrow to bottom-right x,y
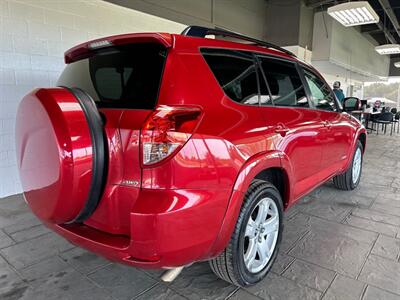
15,31 -> 366,269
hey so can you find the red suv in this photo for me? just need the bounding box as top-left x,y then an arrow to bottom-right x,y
15,26 -> 366,287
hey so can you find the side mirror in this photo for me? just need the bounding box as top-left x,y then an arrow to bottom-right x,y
343,97 -> 361,112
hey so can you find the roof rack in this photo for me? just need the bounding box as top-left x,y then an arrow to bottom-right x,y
181,25 -> 296,57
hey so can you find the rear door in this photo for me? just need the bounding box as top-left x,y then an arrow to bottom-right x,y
57,42 -> 168,234
302,67 -> 353,174
257,56 -> 325,199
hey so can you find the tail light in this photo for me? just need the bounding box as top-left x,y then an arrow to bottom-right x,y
140,105 -> 202,166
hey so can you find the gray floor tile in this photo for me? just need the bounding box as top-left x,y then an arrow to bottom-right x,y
169,262 -> 236,300
0,212 -> 37,230
0,283 -> 30,300
282,259 -> 335,292
351,208 -> 400,227
8,224 -> 50,243
362,175 -> 394,187
245,272 -> 321,300
142,268 -> 165,280
88,263 -> 157,300
59,247 -> 110,275
297,196 -> 351,222
371,235 -> 400,261
2,215 -> 41,234
307,185 -> 337,202
0,263 -> 26,296
363,285 -> 400,300
358,254 -> 400,295
288,214 -> 377,277
322,275 -> 365,300
371,202 -> 400,217
0,230 -> 14,249
344,215 -> 399,237
18,256 -> 73,287
134,284 -> 187,300
228,289 -> 261,300
270,252 -> 295,275
19,271 -> 113,300
280,213 -> 312,252
0,233 -> 74,269
331,194 -> 375,209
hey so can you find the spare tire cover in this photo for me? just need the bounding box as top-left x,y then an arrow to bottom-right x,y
15,88 -> 106,224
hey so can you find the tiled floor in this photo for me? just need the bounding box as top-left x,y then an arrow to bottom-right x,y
1,133 -> 400,300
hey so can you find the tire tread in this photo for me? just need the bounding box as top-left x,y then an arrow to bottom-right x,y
333,140 -> 363,191
209,179 -> 277,286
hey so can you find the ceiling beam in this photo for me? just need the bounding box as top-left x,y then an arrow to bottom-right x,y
305,0 -> 335,9
375,20 -> 398,44
377,0 -> 400,42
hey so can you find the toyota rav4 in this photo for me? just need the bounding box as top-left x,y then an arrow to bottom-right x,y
15,26 -> 366,287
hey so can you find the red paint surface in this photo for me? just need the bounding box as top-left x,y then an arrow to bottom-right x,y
16,32 -> 366,268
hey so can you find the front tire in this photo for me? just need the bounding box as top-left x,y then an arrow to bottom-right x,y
209,180 -> 283,287
333,140 -> 363,190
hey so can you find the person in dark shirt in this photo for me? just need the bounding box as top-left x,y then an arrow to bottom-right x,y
333,81 -> 345,104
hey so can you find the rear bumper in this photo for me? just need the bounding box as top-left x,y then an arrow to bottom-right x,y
46,187 -> 230,269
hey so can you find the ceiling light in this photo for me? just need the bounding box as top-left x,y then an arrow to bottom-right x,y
394,62 -> 400,68
328,1 -> 379,27
375,44 -> 400,55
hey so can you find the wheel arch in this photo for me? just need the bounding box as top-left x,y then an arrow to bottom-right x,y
341,127 -> 367,172
207,150 -> 292,257
358,131 -> 366,153
254,167 -> 290,210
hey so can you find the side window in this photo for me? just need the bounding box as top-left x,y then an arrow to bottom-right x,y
201,49 -> 262,105
303,69 -> 337,111
258,57 -> 308,107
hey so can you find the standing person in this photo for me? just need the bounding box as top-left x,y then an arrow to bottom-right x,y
333,81 -> 345,104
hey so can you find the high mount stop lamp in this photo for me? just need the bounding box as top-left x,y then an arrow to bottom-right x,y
327,1 -> 379,27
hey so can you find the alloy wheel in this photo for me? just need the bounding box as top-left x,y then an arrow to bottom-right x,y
243,197 -> 279,274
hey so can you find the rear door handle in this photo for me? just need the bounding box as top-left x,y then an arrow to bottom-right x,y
275,125 -> 289,137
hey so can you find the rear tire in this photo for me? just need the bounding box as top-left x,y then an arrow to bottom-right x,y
333,140 -> 363,191
209,180 -> 283,287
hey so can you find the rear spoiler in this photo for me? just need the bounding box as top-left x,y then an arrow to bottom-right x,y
64,33 -> 173,64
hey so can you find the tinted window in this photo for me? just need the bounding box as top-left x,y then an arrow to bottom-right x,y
258,57 -> 308,107
303,69 -> 337,111
57,43 -> 166,109
201,49 -> 261,105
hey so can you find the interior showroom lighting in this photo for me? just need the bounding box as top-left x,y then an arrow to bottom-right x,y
327,1 -> 379,27
375,44 -> 400,55
394,62 -> 400,68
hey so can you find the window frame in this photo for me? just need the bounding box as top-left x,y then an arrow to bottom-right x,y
300,65 -> 341,113
199,47 -> 263,107
255,54 -> 312,109
57,44 -> 169,110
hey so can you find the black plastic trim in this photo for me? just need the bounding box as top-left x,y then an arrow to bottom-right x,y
182,25 -> 296,57
64,87 -> 108,223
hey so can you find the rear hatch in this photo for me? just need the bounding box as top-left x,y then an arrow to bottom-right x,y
16,35 -> 170,235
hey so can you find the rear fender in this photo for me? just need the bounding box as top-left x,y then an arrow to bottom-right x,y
207,150 -> 289,257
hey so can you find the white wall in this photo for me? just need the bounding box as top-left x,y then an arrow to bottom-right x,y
0,0 -> 186,198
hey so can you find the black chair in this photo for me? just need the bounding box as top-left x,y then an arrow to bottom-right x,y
372,112 -> 394,135
388,109 -> 400,134
395,112 -> 400,134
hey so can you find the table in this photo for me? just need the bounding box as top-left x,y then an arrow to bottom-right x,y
350,110 -> 381,131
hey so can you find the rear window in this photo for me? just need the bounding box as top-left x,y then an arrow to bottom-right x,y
57,43 -> 167,109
